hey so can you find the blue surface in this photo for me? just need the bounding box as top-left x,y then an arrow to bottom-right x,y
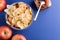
0,0 -> 60,40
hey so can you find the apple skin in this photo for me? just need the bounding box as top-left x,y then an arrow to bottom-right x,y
1,39 -> 8,40
2,39 -> 8,40
0,0 -> 6,11
12,34 -> 26,40
0,26 -> 12,40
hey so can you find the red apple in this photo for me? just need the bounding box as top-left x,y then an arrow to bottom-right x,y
12,34 -> 26,40
0,0 -> 6,11
0,26 -> 12,40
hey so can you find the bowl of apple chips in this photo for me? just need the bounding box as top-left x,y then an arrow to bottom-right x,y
4,2 -> 33,30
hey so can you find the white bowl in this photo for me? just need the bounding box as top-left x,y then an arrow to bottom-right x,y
5,2 -> 34,30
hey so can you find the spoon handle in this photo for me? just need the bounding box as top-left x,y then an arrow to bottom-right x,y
34,1 -> 45,21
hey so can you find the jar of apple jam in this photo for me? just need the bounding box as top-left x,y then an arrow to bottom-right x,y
34,0 -> 52,10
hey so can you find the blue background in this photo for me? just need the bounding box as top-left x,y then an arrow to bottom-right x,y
0,0 -> 60,40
